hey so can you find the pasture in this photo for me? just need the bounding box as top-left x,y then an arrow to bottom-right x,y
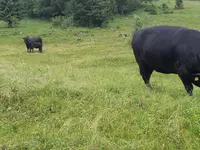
1,0 -> 200,149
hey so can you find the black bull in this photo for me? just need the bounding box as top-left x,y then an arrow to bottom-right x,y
23,36 -> 43,53
131,25 -> 200,96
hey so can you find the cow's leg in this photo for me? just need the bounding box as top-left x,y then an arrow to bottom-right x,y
39,47 -> 42,53
177,65 -> 193,96
178,76 -> 193,96
139,61 -> 154,89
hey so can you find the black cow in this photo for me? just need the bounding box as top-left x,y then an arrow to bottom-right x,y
131,25 -> 200,96
23,36 -> 43,53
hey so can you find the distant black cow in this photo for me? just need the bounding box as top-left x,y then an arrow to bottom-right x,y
132,25 -> 200,96
23,36 -> 43,53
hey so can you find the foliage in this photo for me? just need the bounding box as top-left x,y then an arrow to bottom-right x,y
145,3 -> 174,15
161,3 -> 173,14
115,0 -> 142,15
20,0 -> 34,17
0,0 -> 158,28
144,4 -> 158,15
52,16 -> 74,28
0,0 -> 23,28
51,0 -> 66,17
63,0 -> 155,27
0,0 -> 179,28
71,0 -> 115,27
19,0 -> 156,27
175,0 -> 183,9
133,15 -> 149,33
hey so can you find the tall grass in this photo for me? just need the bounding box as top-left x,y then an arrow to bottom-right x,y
1,0 -> 200,149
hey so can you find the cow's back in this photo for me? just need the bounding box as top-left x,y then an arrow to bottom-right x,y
31,37 -> 43,44
132,25 -> 190,73
132,25 -> 186,56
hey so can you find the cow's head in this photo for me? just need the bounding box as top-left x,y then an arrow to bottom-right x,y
23,36 -> 30,43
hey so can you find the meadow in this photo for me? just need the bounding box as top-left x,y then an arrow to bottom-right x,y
1,0 -> 200,149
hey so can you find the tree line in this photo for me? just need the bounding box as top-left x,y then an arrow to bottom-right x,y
0,0 -> 183,28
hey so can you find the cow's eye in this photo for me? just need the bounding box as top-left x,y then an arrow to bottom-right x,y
195,77 -> 199,81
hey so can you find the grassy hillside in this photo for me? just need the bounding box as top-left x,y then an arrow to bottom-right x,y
1,0 -> 200,149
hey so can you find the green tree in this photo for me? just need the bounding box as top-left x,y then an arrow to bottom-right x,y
14,0 -> 156,28
51,0 -> 66,17
0,0 -> 23,27
26,0 -> 66,18
20,0 -> 37,18
65,0 -> 115,27
115,0 -> 140,15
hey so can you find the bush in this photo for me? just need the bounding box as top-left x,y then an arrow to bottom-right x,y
175,0 -> 183,9
61,16 -> 74,28
161,3 -> 173,14
133,16 -> 149,33
0,0 -> 23,28
10,16 -> 21,27
20,0 -> 160,28
71,0 -> 114,27
144,4 -> 158,15
145,3 -> 174,15
115,0 -> 142,15
52,16 -> 74,28
52,16 -> 62,27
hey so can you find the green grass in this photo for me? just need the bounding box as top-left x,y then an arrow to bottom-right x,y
1,0 -> 200,149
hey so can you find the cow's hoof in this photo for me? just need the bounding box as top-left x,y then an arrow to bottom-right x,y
146,83 -> 153,90
188,91 -> 193,96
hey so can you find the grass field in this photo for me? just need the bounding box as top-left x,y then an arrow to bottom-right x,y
1,0 -> 200,149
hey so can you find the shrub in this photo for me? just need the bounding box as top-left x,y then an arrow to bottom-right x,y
10,16 -> 21,27
60,16 -> 74,28
133,16 -> 149,33
52,16 -> 62,27
161,3 -> 174,14
115,0 -> 142,15
145,3 -> 174,15
175,0 -> 183,9
144,4 -> 158,15
71,0 -> 114,27
52,16 -> 74,28
0,0 -> 23,28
